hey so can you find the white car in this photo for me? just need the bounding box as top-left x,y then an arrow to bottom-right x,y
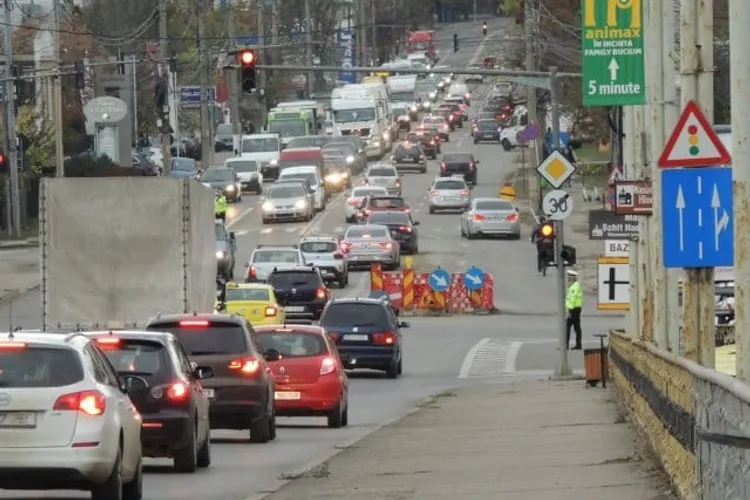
224,157 -> 263,194
364,164 -> 402,196
278,166 -> 326,211
0,331 -> 143,499
345,186 -> 388,222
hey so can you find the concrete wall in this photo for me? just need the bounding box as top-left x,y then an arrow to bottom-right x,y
610,330 -> 750,500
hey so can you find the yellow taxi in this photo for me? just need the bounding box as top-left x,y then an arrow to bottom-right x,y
217,282 -> 285,326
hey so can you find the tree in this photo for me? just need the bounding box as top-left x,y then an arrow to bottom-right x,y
16,106 -> 54,175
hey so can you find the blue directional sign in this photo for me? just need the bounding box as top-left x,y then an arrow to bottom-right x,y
178,86 -> 216,108
662,167 -> 733,268
428,268 -> 451,292
463,266 -> 485,291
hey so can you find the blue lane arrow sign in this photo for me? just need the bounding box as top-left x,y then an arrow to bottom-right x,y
463,266 -> 485,291
428,268 -> 451,292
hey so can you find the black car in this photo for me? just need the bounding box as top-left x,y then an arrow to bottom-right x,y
324,141 -> 364,175
407,129 -> 440,158
319,298 -> 409,378
392,143 -> 427,173
215,221 -> 236,281
131,152 -> 159,176
200,166 -> 241,202
267,266 -> 331,321
440,152 -> 478,185
84,331 -> 214,472
435,108 -> 457,130
473,119 -> 502,144
214,123 -> 234,152
145,314 -> 278,443
366,210 -> 420,254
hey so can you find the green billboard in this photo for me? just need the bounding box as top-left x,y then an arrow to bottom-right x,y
581,0 -> 646,107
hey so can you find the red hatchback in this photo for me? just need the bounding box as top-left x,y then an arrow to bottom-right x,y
254,325 -> 349,428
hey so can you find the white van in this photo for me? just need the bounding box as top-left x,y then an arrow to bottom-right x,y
387,75 -> 419,120
278,166 -> 326,211
407,53 -> 430,69
238,133 -> 282,180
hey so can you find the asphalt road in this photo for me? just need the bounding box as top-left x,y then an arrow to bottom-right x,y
0,17 -> 624,500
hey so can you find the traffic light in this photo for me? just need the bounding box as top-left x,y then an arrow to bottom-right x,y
453,33 -> 459,52
561,245 -> 577,266
482,22 -> 488,36
238,49 -> 257,93
0,152 -> 7,172
540,221 -> 554,239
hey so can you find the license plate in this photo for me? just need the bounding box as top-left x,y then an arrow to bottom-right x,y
275,391 -> 301,400
344,334 -> 369,341
484,134 -> 494,138
285,306 -> 305,312
0,412 -> 36,428
203,388 -> 215,399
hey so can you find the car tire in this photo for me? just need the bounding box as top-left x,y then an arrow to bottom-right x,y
443,135 -> 449,142
196,431 -> 211,468
122,457 -> 143,500
460,224 -> 466,237
467,231 -> 478,240
501,139 -> 512,151
262,218 -> 269,225
173,424 -> 198,472
420,166 -> 427,173
327,401 -> 344,428
256,185 -> 263,195
269,413 -> 277,441
397,357 -> 403,375
458,122 -> 463,128
249,413 -> 271,443
385,359 -> 399,379
429,207 -> 435,214
473,140 -> 478,144
91,446 -> 123,500
341,403 -> 349,427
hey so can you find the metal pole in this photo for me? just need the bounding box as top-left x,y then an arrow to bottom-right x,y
52,0 -> 64,179
198,0 -> 212,167
370,0 -> 377,64
258,3 -> 266,126
524,0 -> 538,171
550,67 -> 570,377
226,0 -> 240,138
4,0 -> 18,236
131,55 -> 139,143
159,0 -> 172,173
304,0 -> 314,97
473,0 -> 477,24
271,0 -> 278,110
622,106 -> 638,338
634,105 -> 650,341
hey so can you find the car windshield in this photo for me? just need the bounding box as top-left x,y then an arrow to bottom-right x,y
172,158 -> 196,171
352,188 -> 386,197
97,339 -> 170,381
225,288 -> 270,301
390,92 -> 415,102
202,168 -> 233,181
321,303 -> 389,327
227,160 -> 258,172
367,212 -> 409,224
368,168 -> 396,177
333,108 -> 377,123
476,200 -> 514,211
280,173 -> 316,186
346,227 -> 388,239
269,121 -> 306,137
392,106 -> 408,115
256,332 -> 327,358
268,272 -> 320,287
215,124 -> 233,137
478,120 -> 498,128
268,185 -> 305,198
444,154 -> 473,163
252,250 -> 300,263
370,197 -> 405,209
324,144 -> 355,156
0,347 -> 83,388
148,322 -> 248,355
242,137 -> 279,153
435,180 -> 466,190
287,137 -> 330,148
300,241 -> 338,253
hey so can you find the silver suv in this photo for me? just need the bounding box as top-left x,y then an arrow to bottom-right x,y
428,176 -> 471,213
364,164 -> 401,195
245,245 -> 305,282
299,236 -> 349,288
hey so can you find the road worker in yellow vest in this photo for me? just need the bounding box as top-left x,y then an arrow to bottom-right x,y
565,270 -> 583,350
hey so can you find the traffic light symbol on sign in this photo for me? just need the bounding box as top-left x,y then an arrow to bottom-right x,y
687,124 -> 699,157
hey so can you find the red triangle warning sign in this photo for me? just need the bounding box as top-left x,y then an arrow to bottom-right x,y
658,100 -> 731,168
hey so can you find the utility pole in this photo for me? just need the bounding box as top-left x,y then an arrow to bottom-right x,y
523,0 -> 539,180
131,55 -> 139,142
270,0 -> 278,111
159,0 -> 172,173
304,0 -> 314,97
52,0 -> 64,179
370,0 -> 377,65
679,0 -> 714,367
731,0 -> 750,382
3,0 -> 18,236
633,104 -> 649,341
225,0 -> 240,139
197,0 -> 213,167
622,106 -> 638,338
258,2 -> 266,125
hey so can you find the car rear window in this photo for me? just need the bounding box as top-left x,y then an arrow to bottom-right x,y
370,197 -> 405,209
476,200 -> 514,211
268,271 -> 321,288
148,322 -> 248,356
397,146 -> 420,154
95,339 -> 171,381
368,212 -> 409,224
321,303 -> 389,327
352,188 -> 386,197
368,168 -> 396,177
444,154 -> 473,163
478,120 -> 498,127
226,288 -> 270,301
435,180 -> 466,190
256,332 -> 328,358
300,241 -> 338,253
0,347 -> 84,387
346,227 -> 388,239
252,250 -> 300,263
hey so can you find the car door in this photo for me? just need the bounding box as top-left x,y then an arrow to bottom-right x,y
173,341 -> 210,439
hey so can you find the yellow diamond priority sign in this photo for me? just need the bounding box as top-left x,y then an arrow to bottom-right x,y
536,150 -> 576,189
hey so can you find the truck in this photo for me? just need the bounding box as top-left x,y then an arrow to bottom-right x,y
39,177 -> 216,330
266,109 -> 317,146
406,30 -> 437,61
330,95 -> 388,159
274,100 -> 325,129
386,75 -> 419,120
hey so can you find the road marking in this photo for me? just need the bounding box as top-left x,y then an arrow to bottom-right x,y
233,230 -> 249,236
226,205 -> 256,229
285,226 -> 300,233
458,338 -> 517,379
458,338 -> 490,379
504,341 -> 523,373
260,228 -> 272,234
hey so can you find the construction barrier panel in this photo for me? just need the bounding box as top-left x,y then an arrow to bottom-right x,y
370,264 -> 383,292
402,267 -> 414,310
383,272 -> 403,309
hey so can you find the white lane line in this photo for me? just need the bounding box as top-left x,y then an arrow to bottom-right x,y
260,228 -> 272,234
504,341 -> 523,373
458,337 -> 491,379
226,205 -> 256,228
233,230 -> 249,236
285,226 -> 300,233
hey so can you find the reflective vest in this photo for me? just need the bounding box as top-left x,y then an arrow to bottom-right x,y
566,281 -> 583,309
215,195 -> 227,214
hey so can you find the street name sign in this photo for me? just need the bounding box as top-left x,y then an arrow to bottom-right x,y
662,168 -> 733,268
658,100 -> 732,168
582,0 -> 646,106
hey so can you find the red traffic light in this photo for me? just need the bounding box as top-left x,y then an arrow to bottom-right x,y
238,50 -> 256,66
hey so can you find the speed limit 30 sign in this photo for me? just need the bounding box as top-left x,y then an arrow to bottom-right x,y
542,189 -> 574,220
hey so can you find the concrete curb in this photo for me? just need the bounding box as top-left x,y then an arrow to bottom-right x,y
0,282 -> 40,305
0,242 -> 38,250
242,392 -> 442,500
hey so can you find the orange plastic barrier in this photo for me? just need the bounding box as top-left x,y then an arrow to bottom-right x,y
370,264 -> 384,292
481,273 -> 495,311
402,267 -> 414,310
383,273 -> 403,309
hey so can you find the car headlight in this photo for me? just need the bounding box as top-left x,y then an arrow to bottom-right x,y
225,185 -> 235,192
216,250 -> 226,259
382,132 -> 389,141
295,199 -> 308,209
345,155 -> 354,164
270,159 -> 278,166
410,106 -> 417,112
423,102 -> 431,108
262,201 -> 274,211
429,92 -> 436,99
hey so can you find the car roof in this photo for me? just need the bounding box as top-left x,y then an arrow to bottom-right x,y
225,282 -> 275,290
473,197 -> 516,207
368,164 -> 396,171
254,325 -> 326,335
269,181 -> 307,190
369,194 -> 402,200
225,157 -> 255,164
253,245 -> 300,251
327,297 -> 386,306
435,176 -> 467,183
205,165 -> 231,171
0,331 -> 88,347
146,313 -> 245,325
300,235 -> 338,242
347,223 -> 389,232
81,330 -> 174,346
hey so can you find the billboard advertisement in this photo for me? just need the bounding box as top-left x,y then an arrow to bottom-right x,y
338,29 -> 356,84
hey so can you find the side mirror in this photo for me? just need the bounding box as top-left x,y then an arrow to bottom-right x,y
413,221 -> 420,226
193,365 -> 214,379
264,349 -> 282,362
398,321 -> 410,328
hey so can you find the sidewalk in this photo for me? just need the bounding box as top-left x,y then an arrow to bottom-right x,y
0,241 -> 40,303
262,381 -> 675,500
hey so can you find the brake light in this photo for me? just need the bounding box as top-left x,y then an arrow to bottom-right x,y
0,341 -> 27,350
327,332 -> 340,342
382,242 -> 393,250
465,93 -> 470,99
469,162 -> 475,171
440,162 -> 447,172
180,320 -> 209,327
448,115 -> 453,121
365,209 -> 371,215
348,197 -> 361,205
316,287 -> 329,300
333,253 -> 345,260
339,242 -> 351,253
506,213 -> 519,222
399,225 -> 413,233
94,337 -> 121,347
228,357 -> 260,375
371,331 -> 396,345
320,357 -> 336,375
53,390 -> 106,416
430,189 -> 439,197
430,140 -> 435,145
247,265 -> 257,280
473,213 -> 486,221
167,382 -> 189,401
460,190 -> 470,196
420,155 -> 426,160
265,306 -> 277,317
500,114 -> 507,120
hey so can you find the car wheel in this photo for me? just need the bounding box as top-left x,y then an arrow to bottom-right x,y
473,140 -> 478,144
338,275 -> 347,289
397,357 -> 403,375
173,423 -> 198,472
460,224 -> 466,237
467,231 -> 478,240
269,413 -> 277,440
122,456 -> 142,500
501,139 -> 512,151
308,211 -> 314,221
91,446 -> 123,500
262,218 -> 269,225
256,185 -> 263,195
443,135 -> 449,142
385,359 -> 399,379
250,413 -> 271,443
196,431 -> 211,468
327,401 -> 344,428
341,402 -> 349,427
458,122 -> 463,128
429,207 -> 435,214
420,166 -> 427,173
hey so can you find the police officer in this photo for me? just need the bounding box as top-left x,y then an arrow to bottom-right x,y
214,191 -> 228,220
565,270 -> 583,350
